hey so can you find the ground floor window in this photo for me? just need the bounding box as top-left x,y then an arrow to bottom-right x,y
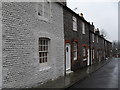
83,47 -> 87,61
73,42 -> 78,61
39,38 -> 49,63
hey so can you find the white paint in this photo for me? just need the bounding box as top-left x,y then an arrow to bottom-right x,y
87,49 -> 90,66
0,1 -> 2,89
91,49 -> 93,65
65,43 -> 71,71
2,2 -> 64,88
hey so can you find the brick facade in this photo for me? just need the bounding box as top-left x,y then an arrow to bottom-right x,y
63,6 -> 91,71
1,2 -> 64,88
63,5 -> 112,72
63,7 -> 81,71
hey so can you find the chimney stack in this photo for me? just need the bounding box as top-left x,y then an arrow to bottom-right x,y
95,28 -> 100,35
97,28 -> 99,31
101,34 -> 104,37
91,22 -> 93,25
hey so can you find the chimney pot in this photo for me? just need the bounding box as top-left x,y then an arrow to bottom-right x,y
80,13 -> 83,17
97,28 -> 99,31
92,22 -> 93,25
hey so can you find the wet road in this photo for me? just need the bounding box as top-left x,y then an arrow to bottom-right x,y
69,58 -> 119,88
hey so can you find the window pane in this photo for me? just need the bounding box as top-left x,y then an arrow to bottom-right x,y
73,16 -> 77,31
39,38 -> 49,63
82,22 -> 85,34
40,58 -> 42,63
73,42 -> 77,60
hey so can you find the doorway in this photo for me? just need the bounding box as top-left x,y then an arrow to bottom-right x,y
87,49 -> 90,66
66,43 -> 71,71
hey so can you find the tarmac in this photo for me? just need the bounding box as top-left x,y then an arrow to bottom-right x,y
69,58 -> 118,88
34,58 -> 113,89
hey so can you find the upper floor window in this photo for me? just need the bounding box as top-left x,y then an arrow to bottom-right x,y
97,36 -> 99,43
73,16 -> 77,31
82,22 -> 85,34
39,38 -> 49,63
92,34 -> 94,42
37,0 -> 51,20
73,42 -> 78,60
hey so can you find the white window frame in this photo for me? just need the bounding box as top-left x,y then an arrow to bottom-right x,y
92,34 -> 94,42
83,47 -> 87,61
73,42 -> 78,60
82,22 -> 85,34
37,0 -> 51,21
39,38 -> 49,63
83,47 -> 86,57
73,16 -> 77,31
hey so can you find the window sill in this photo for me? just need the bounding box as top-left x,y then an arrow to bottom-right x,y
39,63 -> 51,72
74,58 -> 77,61
83,58 -> 87,61
36,15 -> 52,23
38,16 -> 49,22
73,29 -> 77,31
39,66 -> 51,72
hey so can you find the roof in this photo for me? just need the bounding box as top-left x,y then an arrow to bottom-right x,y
63,5 -> 112,44
63,5 -> 90,25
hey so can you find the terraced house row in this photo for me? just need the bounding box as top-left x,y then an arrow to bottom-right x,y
0,1 -> 112,88
64,6 -> 112,72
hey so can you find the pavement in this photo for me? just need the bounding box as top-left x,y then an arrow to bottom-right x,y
68,58 -> 119,89
34,58 -> 113,89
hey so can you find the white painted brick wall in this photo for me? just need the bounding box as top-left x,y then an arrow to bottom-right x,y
0,1 -> 2,89
2,2 -> 64,88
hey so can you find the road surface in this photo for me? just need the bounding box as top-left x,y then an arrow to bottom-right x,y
68,58 -> 119,88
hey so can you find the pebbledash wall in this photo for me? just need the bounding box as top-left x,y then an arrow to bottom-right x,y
1,1 -> 64,88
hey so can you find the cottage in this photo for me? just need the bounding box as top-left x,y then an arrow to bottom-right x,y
90,26 -> 112,64
63,6 -> 91,73
1,1 -> 65,88
63,5 -> 112,74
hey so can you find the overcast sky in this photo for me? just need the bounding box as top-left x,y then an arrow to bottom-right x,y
67,0 -> 119,42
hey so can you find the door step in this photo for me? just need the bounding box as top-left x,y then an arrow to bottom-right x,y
66,70 -> 73,74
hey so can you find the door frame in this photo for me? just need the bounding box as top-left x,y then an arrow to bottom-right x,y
87,48 -> 90,66
65,43 -> 71,72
